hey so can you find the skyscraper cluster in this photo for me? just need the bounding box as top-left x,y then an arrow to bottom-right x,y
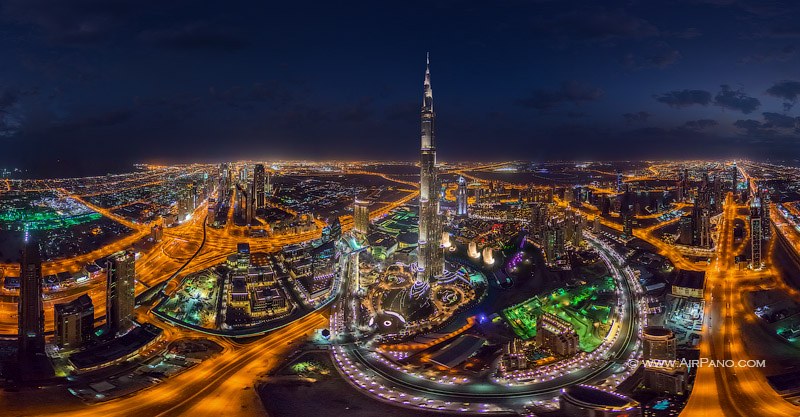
529,203 -> 585,265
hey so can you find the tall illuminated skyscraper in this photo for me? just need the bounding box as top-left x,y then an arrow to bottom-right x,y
751,200 -> 762,269
456,176 -> 468,216
106,249 -> 136,336
18,239 -> 44,357
253,164 -> 266,209
417,54 -> 444,282
353,198 -> 370,235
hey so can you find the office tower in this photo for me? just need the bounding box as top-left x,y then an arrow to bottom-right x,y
106,250 -> 136,336
691,175 -> 712,248
219,162 -> 230,192
593,216 -> 601,233
417,53 -> 444,281
760,188 -> 771,240
678,215 -> 693,245
642,327 -> 677,360
253,164 -> 266,209
569,211 -> 584,246
697,211 -> 711,248
54,294 -> 94,350
619,189 -> 634,239
18,240 -> 45,357
615,170 -> 623,193
266,171 -> 272,196
751,201 -> 762,269
529,202 -> 548,236
247,178 -> 256,225
456,176 -> 468,216
239,164 -> 249,183
353,198 -> 370,235
177,183 -> 195,222
731,161 -> 738,192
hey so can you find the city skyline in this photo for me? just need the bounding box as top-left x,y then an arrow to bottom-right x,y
3,3 -> 800,417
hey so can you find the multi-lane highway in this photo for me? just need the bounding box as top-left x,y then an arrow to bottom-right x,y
682,193 -> 800,416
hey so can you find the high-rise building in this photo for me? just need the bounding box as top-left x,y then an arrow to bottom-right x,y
18,240 -> 45,357
642,326 -> 677,360
751,201 -> 762,269
54,294 -> 94,350
678,215 -> 693,245
529,202 -> 548,236
239,164 -> 249,183
642,327 -> 686,394
353,198 -> 370,235
106,250 -> 136,336
456,176 -> 468,216
536,313 -> 579,356
416,54 -> 444,281
219,162 -> 231,192
247,179 -> 256,225
760,188 -> 771,241
253,164 -> 266,210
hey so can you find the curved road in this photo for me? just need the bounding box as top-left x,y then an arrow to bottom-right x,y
333,233 -> 644,412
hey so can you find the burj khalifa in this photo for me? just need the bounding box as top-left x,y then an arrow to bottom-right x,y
416,54 -> 444,283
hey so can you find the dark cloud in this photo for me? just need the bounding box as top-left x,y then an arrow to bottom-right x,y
682,119 -> 719,130
0,89 -> 21,109
566,111 -> 588,118
58,109 -> 134,132
622,111 -> 651,124
734,119 -> 777,136
384,102 -> 419,121
666,27 -> 703,39
139,22 -> 246,51
762,111 -> 799,128
337,97 -> 374,123
734,112 -> 800,136
714,85 -> 760,114
761,21 -> 800,38
1,0 -> 144,44
654,89 -> 712,108
623,42 -> 681,70
515,81 -> 603,111
210,82 -> 291,109
739,44 -> 797,64
766,80 -> 800,110
530,10 -> 659,43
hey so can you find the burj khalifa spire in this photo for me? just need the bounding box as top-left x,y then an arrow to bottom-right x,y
417,53 -> 444,282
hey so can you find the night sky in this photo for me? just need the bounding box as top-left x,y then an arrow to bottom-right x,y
2,0 -> 800,177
